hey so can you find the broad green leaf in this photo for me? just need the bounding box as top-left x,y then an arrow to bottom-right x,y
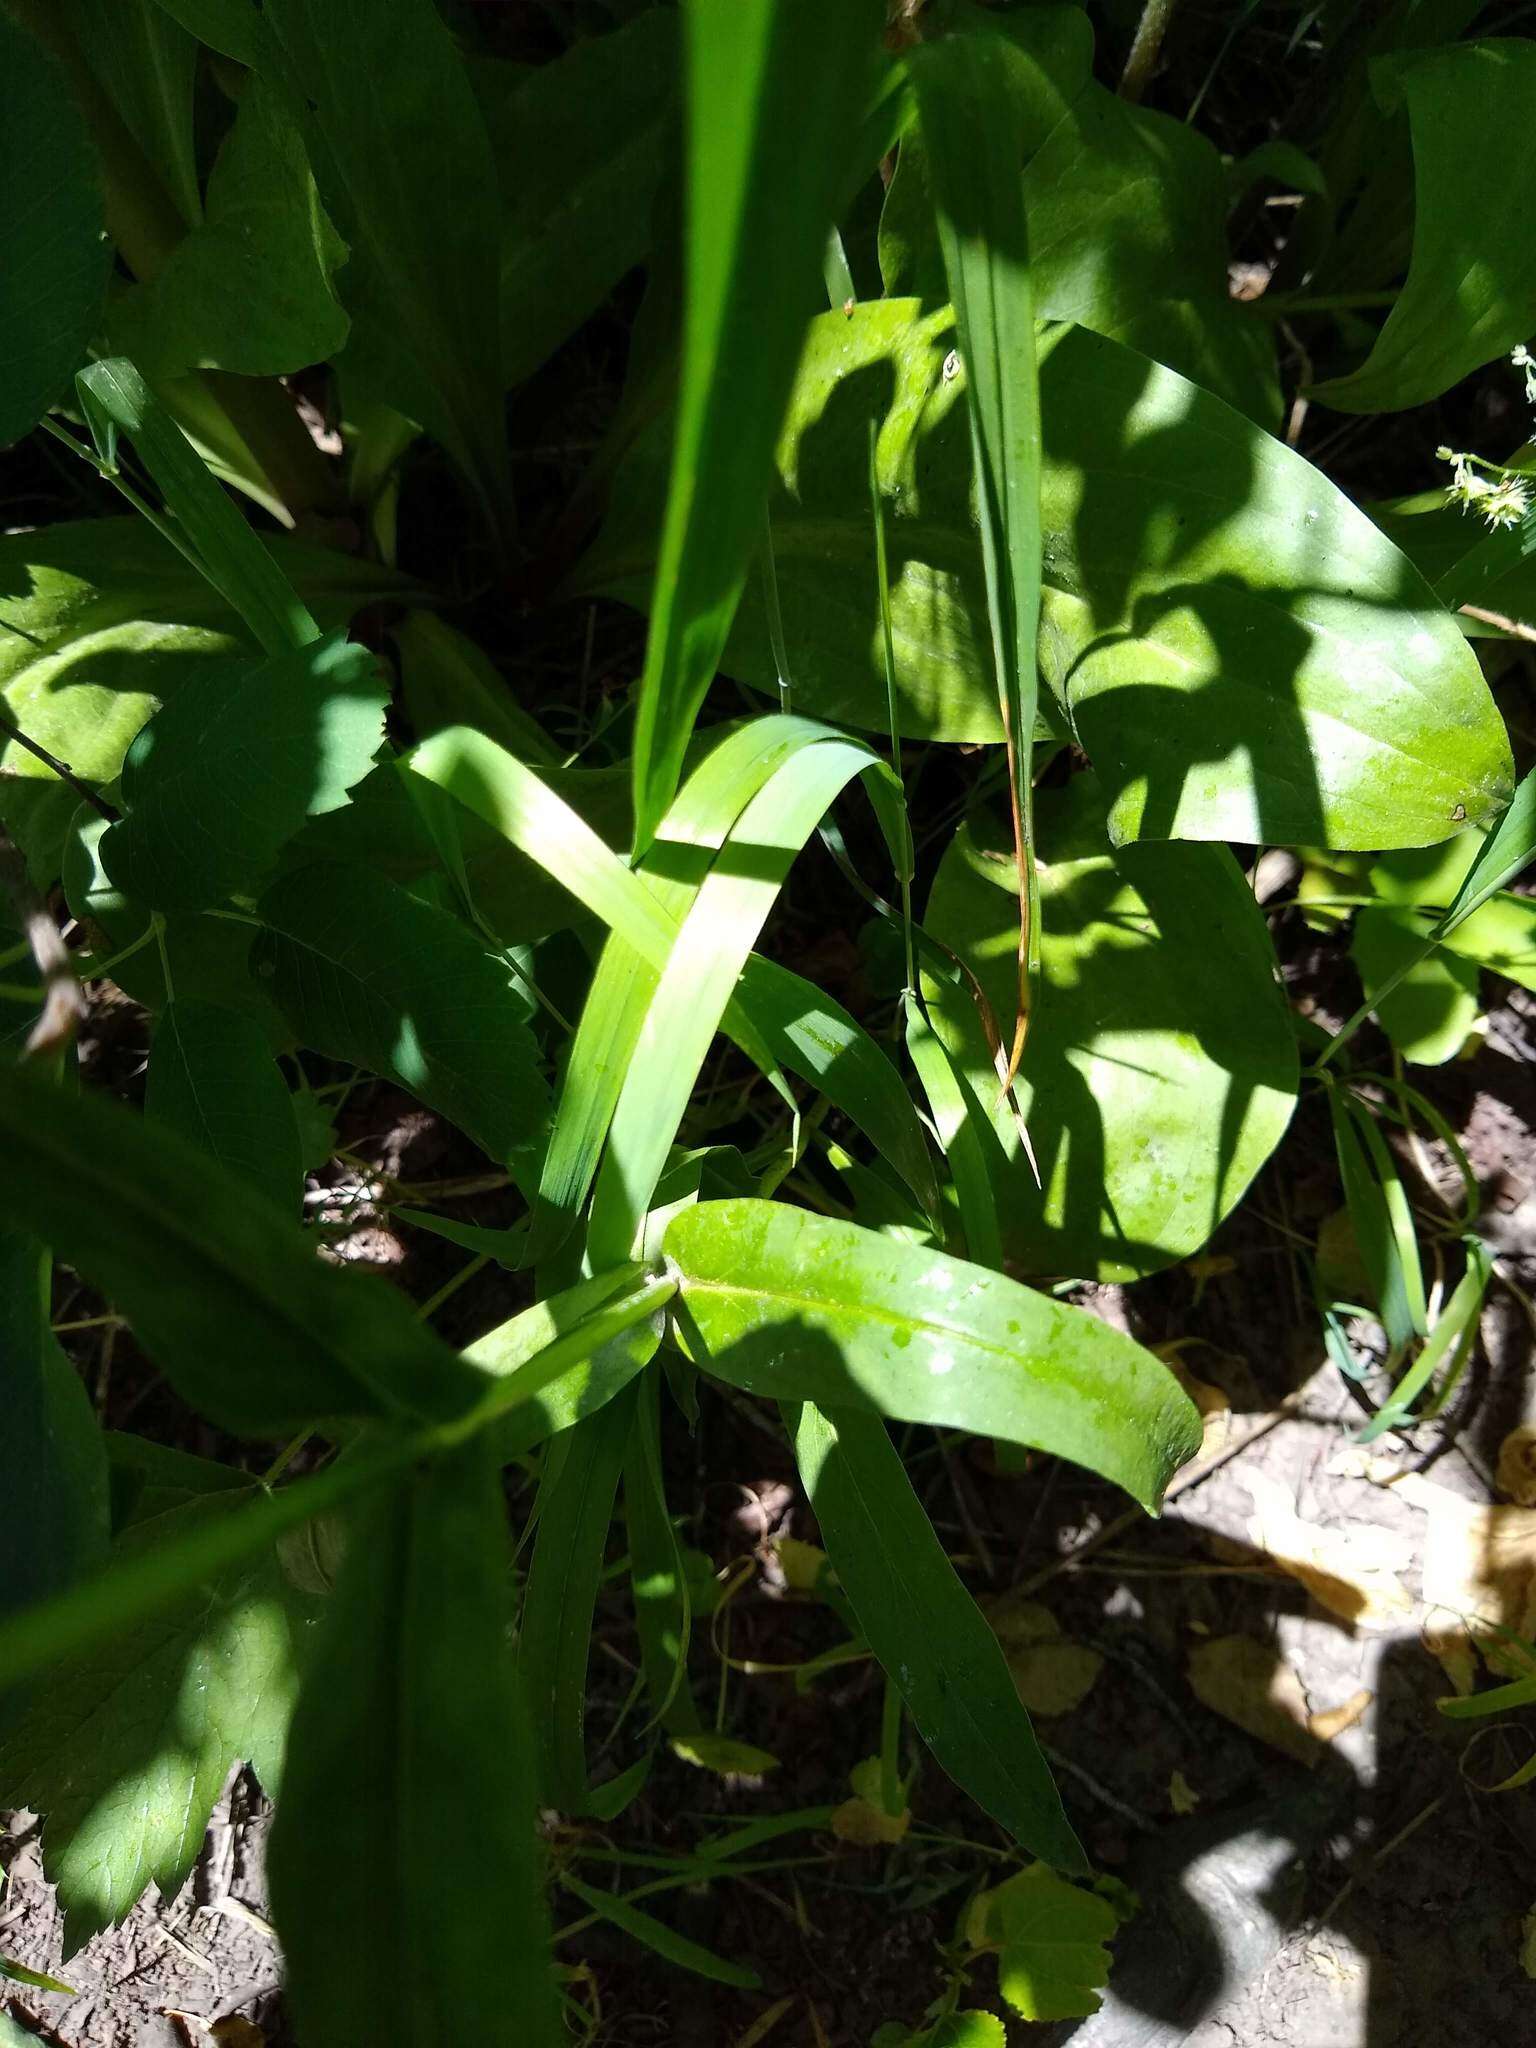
667,1200 -> 1201,1513
256,859 -> 551,1187
0,1474 -> 316,1951
491,11 -> 677,389
1312,43 -> 1536,413
0,1060 -> 484,1436
923,776 -> 1297,1280
146,0 -> 262,65
0,1231 -> 109,1629
982,1864 -> 1117,2021
101,632 -> 387,911
269,1433 -> 561,2047
242,0 -> 513,536
589,737 -> 888,1263
0,14 -> 109,446
146,997 -> 301,1207
394,611 -> 561,767
0,521 -> 412,878
520,1384 -> 639,1812
628,0 -> 883,844
881,6 -> 1275,420
791,1401 -> 1083,1872
76,361 -> 321,656
1351,905 -> 1479,1065
914,29 -> 1044,1080
561,1874 -> 759,1990
584,303 -> 1509,849
110,74 -> 349,378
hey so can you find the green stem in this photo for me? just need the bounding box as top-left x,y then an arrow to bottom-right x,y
1258,291 -> 1398,318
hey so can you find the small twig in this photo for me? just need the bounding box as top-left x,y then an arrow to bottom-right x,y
1119,0 -> 1178,101
0,708 -> 116,820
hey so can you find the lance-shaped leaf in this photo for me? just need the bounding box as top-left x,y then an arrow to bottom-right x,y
792,1400 -> 1084,1871
582,303 -> 1511,851
269,1433 -> 561,2046
256,859 -> 551,1188
667,1201 -> 1201,1514
0,1461 -> 317,1952
0,13 -> 109,447
0,1060 -> 484,1436
1312,41 -> 1536,414
628,0 -> 883,845
100,631 -> 388,912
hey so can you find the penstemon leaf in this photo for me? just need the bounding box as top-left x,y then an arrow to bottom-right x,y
666,1200 -> 1201,1514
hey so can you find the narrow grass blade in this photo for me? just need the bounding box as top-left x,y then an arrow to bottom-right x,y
667,1201 -> 1201,1514
1326,1085 -> 1427,1353
629,0 -> 883,846
623,1367 -> 699,1735
76,359 -> 319,652
913,35 -> 1044,1081
790,1400 -> 1084,1872
270,1432 -> 561,2046
1361,1235 -> 1491,1441
904,989 -> 1004,1266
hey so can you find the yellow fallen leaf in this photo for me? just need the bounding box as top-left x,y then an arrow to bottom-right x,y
775,1535 -> 831,1594
1307,1687 -> 1373,1742
1497,1427 -> 1536,1508
1168,1769 -> 1199,1816
985,1593 -> 1103,1717
1236,1468 -> 1415,1630
1158,1349 -> 1231,1461
1395,1474 -> 1536,1688
1188,1635 -> 1322,1767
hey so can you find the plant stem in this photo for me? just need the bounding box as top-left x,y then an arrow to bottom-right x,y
1120,0 -> 1178,103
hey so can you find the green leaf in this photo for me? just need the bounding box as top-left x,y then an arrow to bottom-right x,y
101,631 -> 387,911
0,1474 -> 316,1951
146,997 -> 302,1207
0,1060 -> 484,1437
1312,42 -> 1536,413
667,1200 -> 1201,1513
1351,905 -> 1480,1065
1326,1086 -> 1427,1353
268,1433 -> 561,2047
0,1956 -> 77,1995
110,74 -> 349,378
585,303 -> 1510,850
0,13 -> 109,446
146,0 -> 262,66
561,1873 -> 760,1990
244,0 -> 513,535
791,1401 -> 1084,1871
0,1231 -> 109,1631
983,1864 -> 1117,2021
519,1385 -> 639,1813
628,0 -> 883,844
76,361 -> 322,656
623,1365 -> 699,1734
255,859 -> 551,1187
0,520 -> 413,877
492,11 -> 677,389
923,775 -> 1297,1280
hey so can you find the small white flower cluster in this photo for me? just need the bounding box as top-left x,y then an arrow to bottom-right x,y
1436,347 -> 1536,530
